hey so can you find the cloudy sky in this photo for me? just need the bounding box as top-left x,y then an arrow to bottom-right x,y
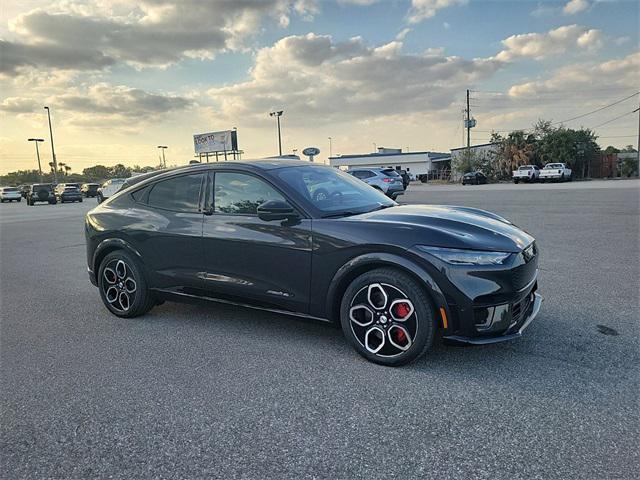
1,0 -> 638,173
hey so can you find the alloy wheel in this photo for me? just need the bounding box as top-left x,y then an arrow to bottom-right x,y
348,283 -> 417,357
101,258 -> 137,312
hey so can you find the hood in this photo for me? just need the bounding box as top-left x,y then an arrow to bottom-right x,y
354,205 -> 534,253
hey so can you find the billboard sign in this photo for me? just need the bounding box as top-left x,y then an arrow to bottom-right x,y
194,130 -> 238,154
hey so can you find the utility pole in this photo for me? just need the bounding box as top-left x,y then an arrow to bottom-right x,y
634,107 -> 640,177
466,89 -> 471,152
43,106 -> 58,183
28,138 -> 45,182
328,137 -> 333,158
269,111 -> 283,156
157,145 -> 168,168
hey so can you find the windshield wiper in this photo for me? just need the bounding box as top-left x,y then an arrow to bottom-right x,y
321,211 -> 360,219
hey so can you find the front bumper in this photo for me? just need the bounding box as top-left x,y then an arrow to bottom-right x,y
443,292 -> 542,344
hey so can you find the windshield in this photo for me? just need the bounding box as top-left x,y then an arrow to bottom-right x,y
545,163 -> 563,169
276,165 -> 394,215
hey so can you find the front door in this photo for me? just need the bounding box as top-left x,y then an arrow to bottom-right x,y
201,171 -> 312,313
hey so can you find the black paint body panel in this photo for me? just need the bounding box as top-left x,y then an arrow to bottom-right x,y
85,161 -> 539,342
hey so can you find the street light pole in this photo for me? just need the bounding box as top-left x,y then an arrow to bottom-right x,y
157,146 -> 168,168
328,137 -> 333,158
28,138 -> 45,182
43,106 -> 58,183
269,111 -> 283,156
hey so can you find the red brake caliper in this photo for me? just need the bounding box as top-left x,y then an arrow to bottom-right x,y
394,328 -> 407,345
394,302 -> 411,319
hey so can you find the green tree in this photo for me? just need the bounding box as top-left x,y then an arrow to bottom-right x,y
603,146 -> 620,154
109,164 -> 132,178
82,165 -> 111,181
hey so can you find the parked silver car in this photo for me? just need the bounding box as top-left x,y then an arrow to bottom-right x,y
347,168 -> 405,199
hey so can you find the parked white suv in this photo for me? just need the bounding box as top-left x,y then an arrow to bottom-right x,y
512,165 -> 540,183
0,186 -> 22,202
97,178 -> 126,203
539,163 -> 572,182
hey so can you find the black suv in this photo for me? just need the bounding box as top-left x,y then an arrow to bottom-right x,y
55,183 -> 83,203
81,183 -> 100,198
26,184 -> 57,205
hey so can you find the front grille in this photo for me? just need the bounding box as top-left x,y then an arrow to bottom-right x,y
511,293 -> 532,326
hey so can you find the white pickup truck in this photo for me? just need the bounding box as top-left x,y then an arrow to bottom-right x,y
539,163 -> 572,182
512,165 -> 540,183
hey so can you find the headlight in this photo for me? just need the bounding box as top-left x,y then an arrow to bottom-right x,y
417,246 -> 511,265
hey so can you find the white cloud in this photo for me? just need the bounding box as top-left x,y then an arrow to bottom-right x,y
507,52 -> 639,97
563,0 -> 590,15
2,1 -> 319,76
207,33 -> 502,125
495,25 -> 603,62
407,0 -> 467,24
1,82 -> 193,131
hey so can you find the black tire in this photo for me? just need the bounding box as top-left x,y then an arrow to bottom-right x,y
97,194 -> 103,204
17,198 -> 21,202
513,179 -> 519,184
79,198 -> 83,203
340,268 -> 435,366
97,250 -> 155,318
49,199 -> 57,205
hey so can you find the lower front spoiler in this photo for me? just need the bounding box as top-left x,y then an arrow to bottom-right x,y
443,293 -> 543,345
88,267 -> 97,287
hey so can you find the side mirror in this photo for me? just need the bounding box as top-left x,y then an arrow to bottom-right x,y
257,199 -> 297,222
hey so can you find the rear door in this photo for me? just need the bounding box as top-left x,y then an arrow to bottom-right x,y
132,172 -> 206,291
201,170 -> 312,313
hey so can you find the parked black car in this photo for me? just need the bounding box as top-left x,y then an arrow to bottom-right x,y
55,183 -> 83,203
85,160 -> 541,366
462,171 -> 487,185
81,183 -> 100,197
26,184 -> 57,205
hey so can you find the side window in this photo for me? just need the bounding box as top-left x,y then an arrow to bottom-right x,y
215,172 -> 285,215
363,171 -> 375,179
147,173 -> 204,212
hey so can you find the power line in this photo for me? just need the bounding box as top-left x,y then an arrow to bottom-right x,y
591,110 -> 638,129
549,92 -> 639,126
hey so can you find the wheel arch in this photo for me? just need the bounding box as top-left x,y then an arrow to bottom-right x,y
92,238 -> 144,277
325,252 -> 449,325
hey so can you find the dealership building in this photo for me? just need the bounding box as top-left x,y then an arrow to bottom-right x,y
328,147 -> 451,176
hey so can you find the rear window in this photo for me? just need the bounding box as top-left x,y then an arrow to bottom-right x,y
33,184 -> 51,190
519,166 -> 532,171
545,164 -> 563,169
381,169 -> 400,177
3,187 -> 19,192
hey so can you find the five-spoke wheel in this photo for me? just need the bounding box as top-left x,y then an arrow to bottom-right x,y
340,268 -> 435,366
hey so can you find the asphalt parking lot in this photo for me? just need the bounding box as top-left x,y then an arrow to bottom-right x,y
1,180 -> 639,479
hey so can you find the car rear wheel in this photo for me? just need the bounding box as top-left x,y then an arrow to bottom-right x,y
340,268 -> 435,366
98,251 -> 155,318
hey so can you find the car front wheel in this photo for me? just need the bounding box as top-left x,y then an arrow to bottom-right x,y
98,251 -> 155,318
340,268 -> 435,366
